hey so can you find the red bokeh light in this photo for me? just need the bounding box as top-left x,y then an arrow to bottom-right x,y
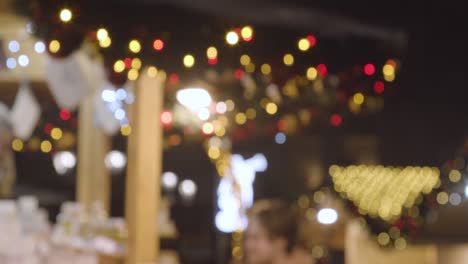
277,120 -> 287,131
59,109 -> 71,121
364,63 -> 375,76
235,69 -> 245,80
386,59 -> 397,68
317,64 -> 327,77
153,39 -> 164,51
169,74 -> 179,84
124,58 -> 132,69
307,35 -> 317,47
330,114 -> 342,127
374,81 -> 385,94
208,58 -> 218,65
243,36 -> 253,42
44,123 -> 54,134
161,110 -> 173,125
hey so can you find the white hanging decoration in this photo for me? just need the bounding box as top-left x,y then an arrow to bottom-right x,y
215,153 -> 268,233
45,49 -> 97,110
10,83 -> 41,140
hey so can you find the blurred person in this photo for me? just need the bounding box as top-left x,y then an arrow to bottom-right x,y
0,103 -> 15,198
244,199 -> 313,264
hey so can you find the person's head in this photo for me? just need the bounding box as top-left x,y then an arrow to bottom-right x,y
244,199 -> 298,264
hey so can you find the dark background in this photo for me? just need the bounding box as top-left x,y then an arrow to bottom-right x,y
5,1 -> 468,263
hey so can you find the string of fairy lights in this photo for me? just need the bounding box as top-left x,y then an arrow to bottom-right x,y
3,3 -> 415,263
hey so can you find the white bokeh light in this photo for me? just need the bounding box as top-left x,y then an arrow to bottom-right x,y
101,89 -> 116,103
115,89 -> 127,101
179,179 -> 197,199
215,102 -> 227,114
176,88 -> 212,111
105,150 -> 127,172
53,151 -> 76,175
8,40 -> 20,53
317,208 -> 338,225
6,58 -> 17,69
275,132 -> 286,144
162,171 -> 178,190
114,108 -> 126,120
449,193 -> 462,206
34,41 -> 46,54
18,55 -> 29,67
465,185 -> 468,198
197,108 -> 210,121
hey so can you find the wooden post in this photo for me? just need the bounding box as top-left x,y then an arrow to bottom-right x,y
76,93 -> 111,213
125,69 -> 163,264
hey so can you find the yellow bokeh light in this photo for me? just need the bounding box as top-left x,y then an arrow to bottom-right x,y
226,100 -> 235,111
232,246 -> 243,259
246,108 -> 256,119
131,58 -> 142,69
313,191 -> 325,204
449,170 -> 462,182
437,192 -> 449,205
202,122 -> 214,134
330,165 -> 440,221
121,125 -> 132,136
383,64 -> 395,76
215,127 -> 226,137
208,147 -> 221,160
99,37 -> 112,48
59,8 -> 72,23
261,64 -> 271,75
283,54 -> 294,66
207,47 -> 218,59
349,100 -> 361,114
384,73 -> 396,82
97,28 -> 109,41
246,63 -> 255,73
306,67 -> 318,80
298,38 -> 310,51
113,60 -> 125,73
266,102 -> 278,115
40,140 -> 52,153
241,26 -> 253,40
11,139 -> 24,152
353,93 -> 365,105
395,238 -> 407,250
157,70 -> 167,81
312,246 -> 324,259
298,195 -> 309,209
50,128 -> 63,140
128,69 -> 139,81
183,54 -> 195,68
49,40 -> 60,53
147,66 -> 158,77
226,31 -> 239,45
129,39 -> 141,53
235,113 -> 247,125
377,233 -> 390,246
240,54 -> 251,66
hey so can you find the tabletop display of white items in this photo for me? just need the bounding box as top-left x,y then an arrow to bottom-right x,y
0,196 -> 179,264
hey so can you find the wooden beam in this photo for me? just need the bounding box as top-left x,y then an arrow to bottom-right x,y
125,69 -> 164,264
76,93 -> 111,213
